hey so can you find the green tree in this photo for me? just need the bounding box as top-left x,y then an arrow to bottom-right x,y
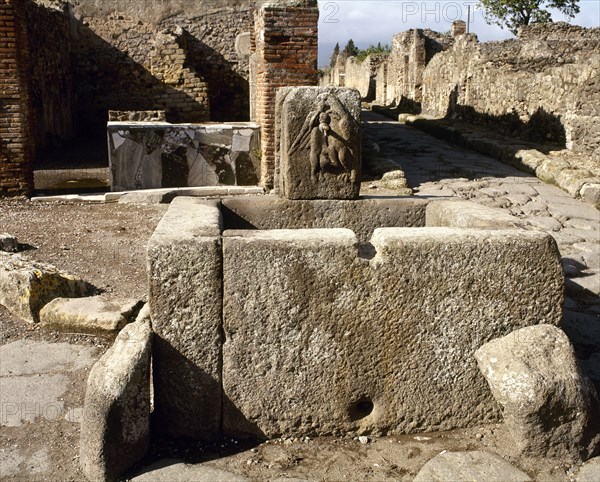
343,39 -> 359,57
330,42 -> 340,67
479,0 -> 580,35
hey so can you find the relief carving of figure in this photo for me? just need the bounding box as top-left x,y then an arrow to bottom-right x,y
289,93 -> 359,183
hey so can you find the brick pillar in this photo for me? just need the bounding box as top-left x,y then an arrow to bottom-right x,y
0,0 -> 34,196
254,2 -> 319,189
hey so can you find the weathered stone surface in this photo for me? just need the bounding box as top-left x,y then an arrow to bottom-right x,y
222,195 -> 428,243
514,149 -> 546,174
148,197 -> 223,439
276,87 -> 362,200
0,254 -> 94,323
580,183 -> 600,209
108,123 -> 260,191
556,169 -> 596,197
39,296 -> 143,332
414,451 -> 531,482
131,459 -> 249,482
222,227 -> 563,438
475,324 -> 600,461
425,200 -> 527,229
577,456 -> 600,481
0,233 -> 18,252
535,159 -> 571,186
1,340 -> 99,428
80,320 -> 153,482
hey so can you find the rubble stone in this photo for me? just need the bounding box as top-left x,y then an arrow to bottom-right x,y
39,296 -> 143,332
0,254 -> 93,323
475,324 -> 600,461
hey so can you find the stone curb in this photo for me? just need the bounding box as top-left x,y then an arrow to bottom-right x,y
404,116 -> 599,210
369,106 -> 598,210
30,186 -> 265,204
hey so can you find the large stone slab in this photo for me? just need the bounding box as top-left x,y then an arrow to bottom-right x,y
148,197 -> 223,439
475,325 -> 600,461
80,320 -> 153,482
108,122 -> 260,191
222,227 -> 564,438
414,451 -> 531,482
276,87 -> 362,200
426,200 -> 527,229
0,253 -> 94,323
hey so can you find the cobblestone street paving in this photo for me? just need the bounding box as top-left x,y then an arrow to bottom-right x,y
364,111 -> 600,388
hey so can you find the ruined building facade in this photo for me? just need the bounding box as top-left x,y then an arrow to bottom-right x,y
325,22 -> 600,159
1,0 -> 319,195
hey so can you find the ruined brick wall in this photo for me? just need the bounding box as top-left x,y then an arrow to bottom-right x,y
380,29 -> 452,111
421,23 -> 600,155
0,0 -> 33,195
29,0 -> 261,135
253,2 -> 319,188
26,0 -> 74,153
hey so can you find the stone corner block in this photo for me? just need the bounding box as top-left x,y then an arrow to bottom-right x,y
475,324 -> 600,461
147,196 -> 223,439
80,319 -> 153,482
275,86 -> 362,200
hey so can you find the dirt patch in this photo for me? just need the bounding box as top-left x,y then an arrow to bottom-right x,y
0,198 -> 167,301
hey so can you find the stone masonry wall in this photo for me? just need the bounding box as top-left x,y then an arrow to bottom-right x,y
30,0 -> 262,135
0,0 -> 33,196
325,29 -> 453,111
421,23 -> 600,155
253,1 -> 319,189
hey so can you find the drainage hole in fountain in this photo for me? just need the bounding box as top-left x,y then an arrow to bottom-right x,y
349,398 -> 374,421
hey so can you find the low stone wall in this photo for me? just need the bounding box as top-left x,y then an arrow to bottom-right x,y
147,196 -> 564,440
108,122 -> 260,191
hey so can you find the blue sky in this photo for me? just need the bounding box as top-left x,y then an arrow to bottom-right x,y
317,0 -> 600,66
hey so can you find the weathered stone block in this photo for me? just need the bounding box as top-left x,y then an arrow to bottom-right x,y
39,296 -> 143,333
556,169 -> 596,197
536,159 -> 570,186
414,451 -> 531,482
475,324 -> 600,461
148,197 -> 223,439
276,87 -> 361,200
80,319 -> 152,482
581,183 -> 600,209
0,254 -> 93,323
222,227 -> 564,438
426,200 -> 527,229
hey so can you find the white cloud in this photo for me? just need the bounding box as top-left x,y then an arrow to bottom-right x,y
318,0 -> 600,65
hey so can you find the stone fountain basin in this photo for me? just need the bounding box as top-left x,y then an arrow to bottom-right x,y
148,196 -> 564,440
